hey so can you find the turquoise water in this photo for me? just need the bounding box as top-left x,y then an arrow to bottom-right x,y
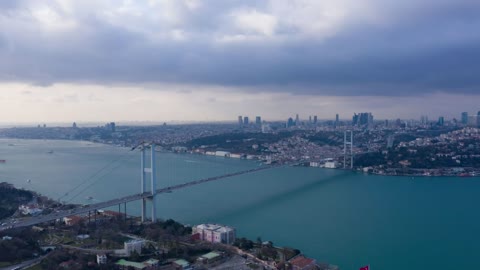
1,139 -> 480,270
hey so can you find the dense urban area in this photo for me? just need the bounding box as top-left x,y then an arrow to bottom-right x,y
1,112 -> 480,269
1,111 -> 480,177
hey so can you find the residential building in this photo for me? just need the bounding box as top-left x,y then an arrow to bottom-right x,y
18,204 -> 43,216
289,255 -> 317,270
124,239 -> 145,256
96,254 -> 107,265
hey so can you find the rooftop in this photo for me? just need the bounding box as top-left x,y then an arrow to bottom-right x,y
173,259 -> 190,267
116,259 -> 146,270
290,256 -> 315,268
201,251 -> 221,260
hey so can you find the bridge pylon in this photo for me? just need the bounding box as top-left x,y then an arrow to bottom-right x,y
344,130 -> 353,169
140,143 -> 157,222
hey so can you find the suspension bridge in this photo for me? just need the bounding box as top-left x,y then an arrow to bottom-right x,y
5,143 -> 297,230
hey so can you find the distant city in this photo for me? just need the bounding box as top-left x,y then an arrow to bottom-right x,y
1,110 -> 479,177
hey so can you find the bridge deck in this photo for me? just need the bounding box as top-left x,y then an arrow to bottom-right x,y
2,164 -> 289,230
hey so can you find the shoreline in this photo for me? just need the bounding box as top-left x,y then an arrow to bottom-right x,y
0,182 -> 333,270
0,137 -> 480,178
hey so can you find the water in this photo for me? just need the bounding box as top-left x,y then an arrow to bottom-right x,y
1,138 -> 480,270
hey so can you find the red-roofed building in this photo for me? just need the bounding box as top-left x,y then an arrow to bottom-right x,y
103,210 -> 123,218
63,216 -> 84,226
289,255 -> 317,270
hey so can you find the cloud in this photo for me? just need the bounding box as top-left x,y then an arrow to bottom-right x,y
0,0 -> 479,96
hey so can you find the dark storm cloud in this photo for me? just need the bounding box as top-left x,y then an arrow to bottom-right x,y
1,0 -> 480,96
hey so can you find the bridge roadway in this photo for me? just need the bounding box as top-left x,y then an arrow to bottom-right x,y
3,163 -> 290,230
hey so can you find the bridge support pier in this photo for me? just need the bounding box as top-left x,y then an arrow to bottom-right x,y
141,143 -> 157,223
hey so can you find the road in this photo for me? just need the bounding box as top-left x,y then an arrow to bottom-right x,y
0,255 -> 47,270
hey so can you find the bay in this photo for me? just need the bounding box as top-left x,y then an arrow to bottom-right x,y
1,138 -> 479,270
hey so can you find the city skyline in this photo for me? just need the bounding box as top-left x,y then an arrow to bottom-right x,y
1,1 -> 480,122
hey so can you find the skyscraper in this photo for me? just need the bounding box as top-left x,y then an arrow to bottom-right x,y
238,116 -> 243,126
244,116 -> 249,125
295,114 -> 300,125
438,116 -> 444,126
461,112 -> 468,124
286,117 -> 294,128
353,112 -> 373,126
336,114 -> 339,123
313,115 -> 318,124
255,116 -> 261,125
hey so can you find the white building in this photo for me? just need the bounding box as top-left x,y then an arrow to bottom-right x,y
96,254 -> 107,265
309,162 -> 320,167
18,204 -> 43,216
193,224 -> 236,245
324,161 -> 338,169
215,151 -> 230,157
124,239 -> 145,256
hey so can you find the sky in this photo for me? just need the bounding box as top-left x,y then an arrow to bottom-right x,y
1,0 -> 479,123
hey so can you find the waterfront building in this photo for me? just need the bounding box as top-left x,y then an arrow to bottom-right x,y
215,151 -> 230,157
193,224 -> 236,245
124,239 -> 145,256
289,255 -> 317,270
324,161 -> 338,169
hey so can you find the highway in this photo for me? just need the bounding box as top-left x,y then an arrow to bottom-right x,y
1,163 -> 290,230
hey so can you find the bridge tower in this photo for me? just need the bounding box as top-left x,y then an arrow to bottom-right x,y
141,143 -> 157,222
344,130 -> 353,169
